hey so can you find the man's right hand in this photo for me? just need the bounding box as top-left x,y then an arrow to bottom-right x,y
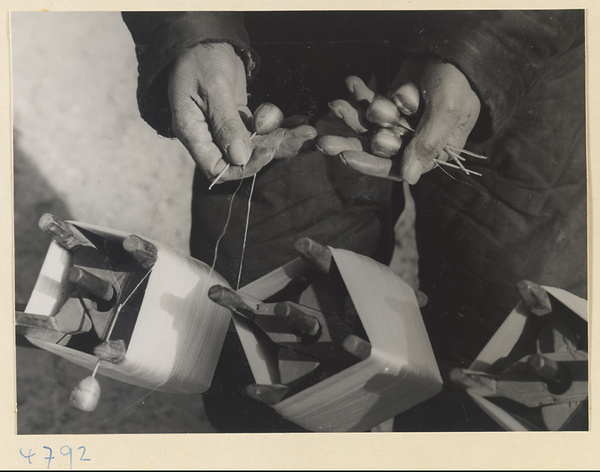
168,42 -> 253,181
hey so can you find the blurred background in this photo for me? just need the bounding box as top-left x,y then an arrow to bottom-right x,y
12,11 -> 217,434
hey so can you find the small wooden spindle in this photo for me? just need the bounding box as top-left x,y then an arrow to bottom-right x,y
122,234 -> 158,269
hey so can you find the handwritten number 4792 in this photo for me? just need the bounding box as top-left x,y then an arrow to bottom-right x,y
20,446 -> 90,469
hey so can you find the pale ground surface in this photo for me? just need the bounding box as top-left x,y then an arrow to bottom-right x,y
12,11 -> 416,434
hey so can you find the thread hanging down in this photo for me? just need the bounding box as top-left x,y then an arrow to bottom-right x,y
236,173 -> 257,290
201,167 -> 250,299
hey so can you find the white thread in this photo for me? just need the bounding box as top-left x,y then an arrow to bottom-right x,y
201,168 -> 247,300
209,163 -> 231,189
91,267 -> 153,378
236,173 -> 257,290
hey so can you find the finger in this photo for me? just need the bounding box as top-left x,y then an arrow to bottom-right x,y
328,99 -> 370,134
390,82 -> 421,116
169,96 -> 226,176
338,150 -> 403,182
214,147 -> 277,183
316,135 -> 365,156
252,126 -> 318,159
345,76 -> 375,104
401,107 -> 456,185
204,85 -> 253,166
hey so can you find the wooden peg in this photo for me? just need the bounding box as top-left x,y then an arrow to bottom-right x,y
294,237 -> 332,274
414,288 -> 428,308
122,235 -> 158,269
342,334 -> 372,360
527,353 -> 571,393
245,383 -> 289,406
274,301 -> 321,339
68,267 -> 115,303
94,339 -> 127,364
38,213 -> 94,251
208,285 -> 257,320
16,310 -> 60,331
516,280 -> 552,316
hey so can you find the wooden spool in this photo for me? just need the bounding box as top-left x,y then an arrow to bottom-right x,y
22,219 -> 231,394
235,247 -> 443,432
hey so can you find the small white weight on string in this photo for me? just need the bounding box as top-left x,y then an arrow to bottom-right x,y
69,376 -> 101,412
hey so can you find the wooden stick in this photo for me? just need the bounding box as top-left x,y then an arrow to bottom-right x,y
208,285 -> 257,320
68,267 -> 115,303
446,149 -> 471,174
16,311 -> 62,333
433,158 -> 461,170
516,280 -> 552,316
274,301 -> 321,338
294,237 -> 333,274
446,144 -> 488,160
527,354 -> 565,383
38,213 -> 94,251
342,334 -> 372,360
123,235 -> 158,270
94,339 -> 127,364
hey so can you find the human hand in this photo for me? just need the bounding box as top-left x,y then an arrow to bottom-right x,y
317,58 -> 481,185
168,42 -> 253,180
168,43 -> 317,184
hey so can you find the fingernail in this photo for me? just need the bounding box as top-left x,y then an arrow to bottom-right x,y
227,138 -> 251,165
404,160 -> 425,185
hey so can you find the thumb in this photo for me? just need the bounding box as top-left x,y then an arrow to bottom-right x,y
204,85 -> 253,166
402,107 -> 455,185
